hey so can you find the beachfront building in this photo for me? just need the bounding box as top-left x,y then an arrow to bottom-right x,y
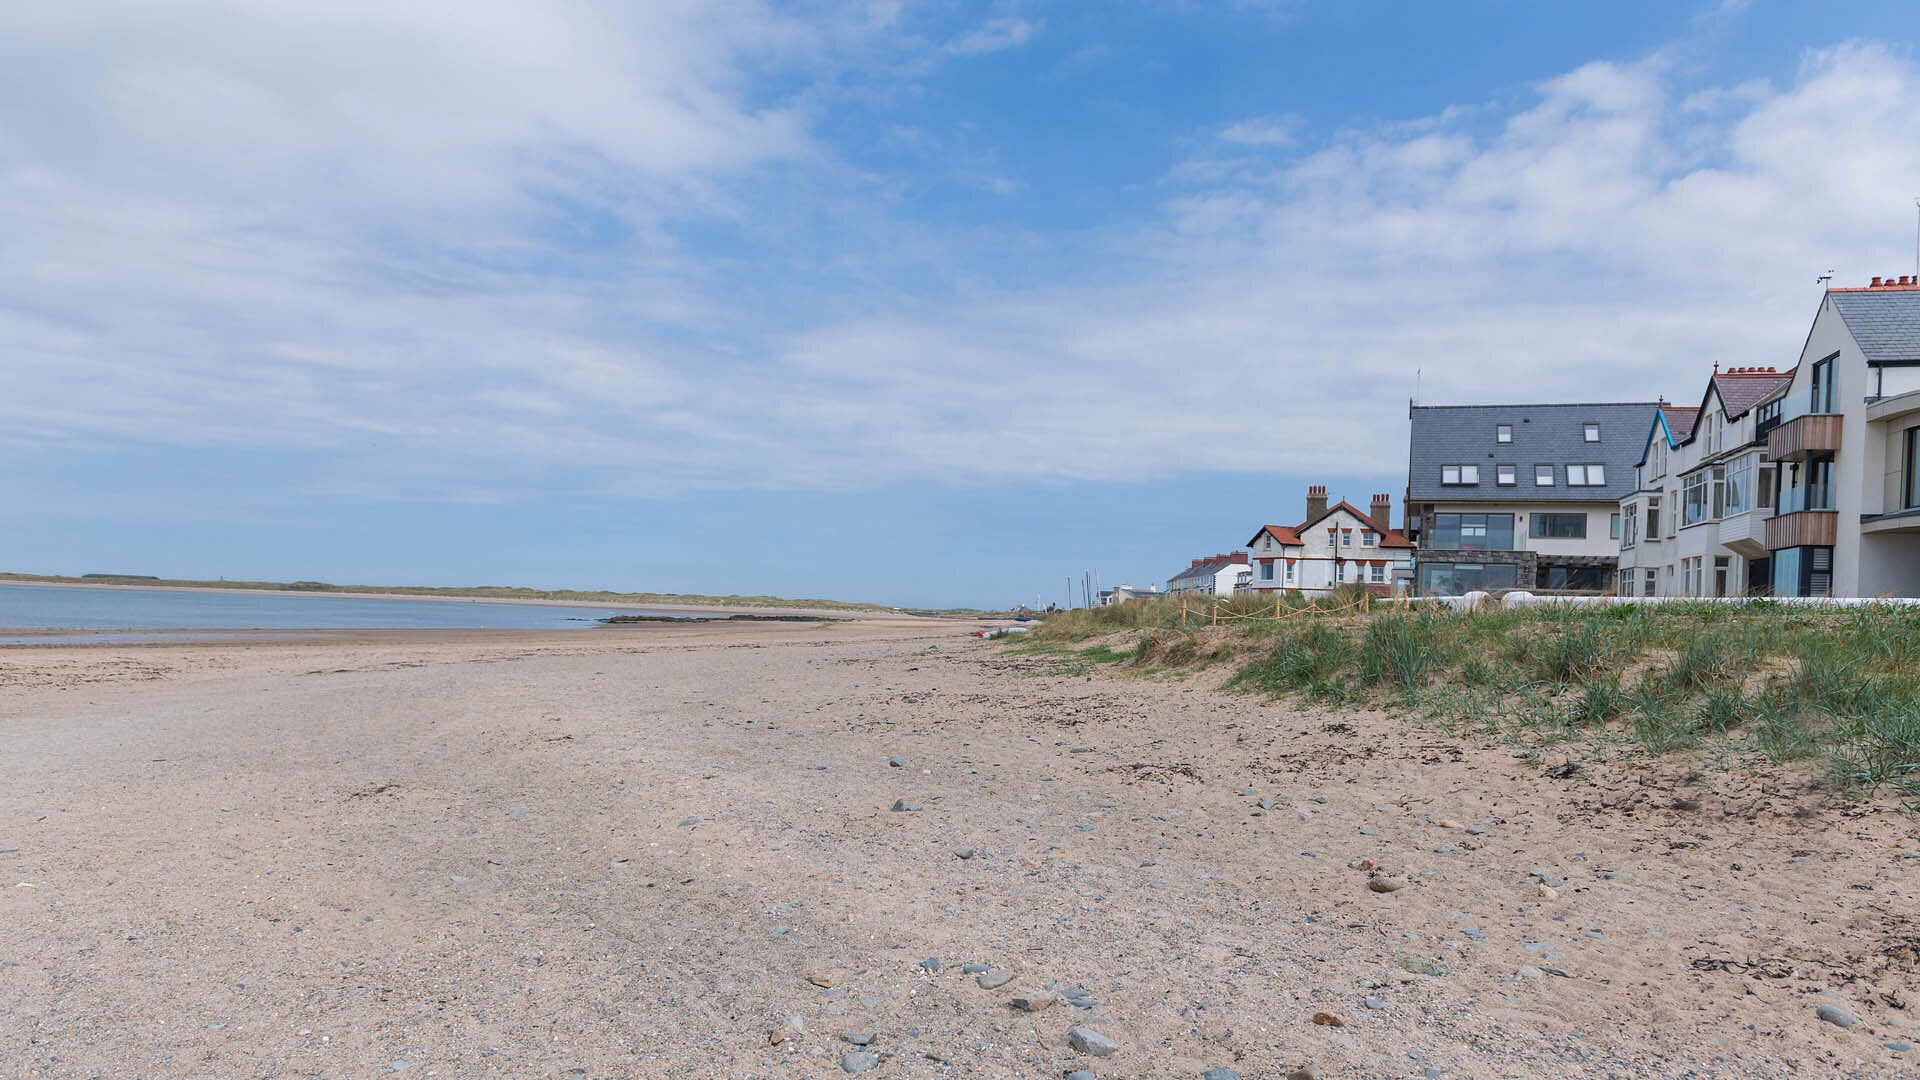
1617,366 -> 1792,597
1754,276 -> 1920,596
1165,553 -> 1251,597
1405,402 -> 1658,595
1245,486 -> 1415,598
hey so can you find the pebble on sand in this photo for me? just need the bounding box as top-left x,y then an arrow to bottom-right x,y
977,970 -> 1014,990
1311,1011 -> 1345,1027
805,969 -> 838,988
841,1050 -> 880,1072
1009,993 -> 1054,1011
888,756 -> 909,768
840,1031 -> 874,1046
1367,877 -> 1406,894
1068,1025 -> 1120,1057
1816,1004 -> 1858,1028
955,847 -> 976,860
891,799 -> 923,813
1202,1069 -> 1242,1080
768,1015 -> 805,1045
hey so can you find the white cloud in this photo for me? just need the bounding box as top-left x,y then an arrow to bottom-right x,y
1219,115 -> 1301,147
943,16 -> 1037,56
7,10 -> 1920,504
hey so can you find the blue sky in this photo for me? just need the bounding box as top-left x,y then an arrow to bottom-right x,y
7,1 -> 1920,608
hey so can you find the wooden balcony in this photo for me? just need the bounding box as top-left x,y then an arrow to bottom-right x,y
1766,413 -> 1843,459
1765,509 -> 1838,550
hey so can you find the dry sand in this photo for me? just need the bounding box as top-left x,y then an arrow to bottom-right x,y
2,622 -> 1916,1078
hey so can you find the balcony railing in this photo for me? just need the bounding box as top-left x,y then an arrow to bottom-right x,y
1766,402 -> 1843,460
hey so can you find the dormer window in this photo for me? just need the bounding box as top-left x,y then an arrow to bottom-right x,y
1584,422 -> 1601,443
1441,465 -> 1479,485
1496,424 -> 1513,444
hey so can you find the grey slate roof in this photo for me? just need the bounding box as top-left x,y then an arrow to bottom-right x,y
1828,289 -> 1920,363
1407,401 -> 1659,504
1711,372 -> 1793,417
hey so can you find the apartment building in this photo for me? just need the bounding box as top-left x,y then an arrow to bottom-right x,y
1758,276 -> 1920,596
1166,553 -> 1250,597
1405,402 -> 1659,595
1617,367 -> 1792,597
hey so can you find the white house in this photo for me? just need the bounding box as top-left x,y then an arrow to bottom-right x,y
1166,554 -> 1250,597
1245,486 -> 1415,597
1617,366 -> 1791,597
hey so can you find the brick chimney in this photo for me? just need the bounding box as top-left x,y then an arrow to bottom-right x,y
1305,484 -> 1328,523
1371,492 -> 1391,526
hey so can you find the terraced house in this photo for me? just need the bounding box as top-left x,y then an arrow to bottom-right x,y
1617,366 -> 1793,597
1405,401 -> 1658,596
1754,276 -> 1920,596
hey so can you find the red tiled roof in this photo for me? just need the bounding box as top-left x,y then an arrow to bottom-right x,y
1662,405 -> 1701,442
1247,524 -> 1303,547
1712,368 -> 1793,418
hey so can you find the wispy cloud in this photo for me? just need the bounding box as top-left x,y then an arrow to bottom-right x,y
943,16 -> 1038,56
7,8 -> 1920,508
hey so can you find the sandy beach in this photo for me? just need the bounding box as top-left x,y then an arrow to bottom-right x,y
3,622 -> 1916,1078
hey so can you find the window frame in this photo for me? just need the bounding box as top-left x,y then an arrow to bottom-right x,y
1583,422 -> 1601,443
1534,464 -> 1555,487
1496,423 -> 1513,444
1496,464 -> 1516,486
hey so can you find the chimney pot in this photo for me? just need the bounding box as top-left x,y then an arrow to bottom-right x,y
1873,277 -> 1884,287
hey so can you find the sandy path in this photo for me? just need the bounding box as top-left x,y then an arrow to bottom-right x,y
1,626 -> 1916,1078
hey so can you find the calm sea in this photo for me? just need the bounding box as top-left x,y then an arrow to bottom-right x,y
0,584 -> 703,636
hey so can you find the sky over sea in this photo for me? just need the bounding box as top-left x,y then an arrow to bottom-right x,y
8,1 -> 1920,607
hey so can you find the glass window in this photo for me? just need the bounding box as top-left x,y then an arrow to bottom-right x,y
1362,532 -> 1376,547
1369,564 -> 1385,583
1906,426 -> 1920,509
1530,513 -> 1588,539
1645,495 -> 1661,537
1418,562 -> 1517,596
1460,465 -> 1478,484
1810,356 -> 1835,413
1584,422 -> 1601,442
1724,456 -> 1752,516
1261,562 -> 1274,580
1710,465 -> 1725,518
1610,512 -> 1620,540
1441,465 -> 1479,485
1644,568 -> 1657,594
1535,465 -> 1555,486
1496,424 -> 1513,443
1497,464 -> 1516,486
1430,513 -> 1514,551
1567,464 -> 1606,487
1682,471 -> 1710,525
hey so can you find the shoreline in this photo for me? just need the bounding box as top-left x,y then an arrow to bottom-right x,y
0,577 -> 939,623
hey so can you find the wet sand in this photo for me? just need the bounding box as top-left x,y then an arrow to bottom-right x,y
2,623 -> 1915,1078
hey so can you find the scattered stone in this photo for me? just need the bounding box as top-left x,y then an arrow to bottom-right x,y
891,799 -> 922,813
1537,885 -> 1560,900
1367,877 -> 1407,894
1311,1011 -> 1346,1027
805,968 -> 837,988
977,970 -> 1014,990
1397,957 -> 1446,977
1461,928 -> 1485,942
1515,965 -> 1545,980
841,1031 -> 875,1046
1364,996 -> 1387,1010
1433,845 -> 1454,854
1009,992 -> 1054,1012
1435,819 -> 1463,829
1068,1025 -> 1120,1057
678,816 -> 698,828
841,1050 -> 880,1073
1358,827 -> 1380,836
1065,1072 -> 1098,1080
1465,826 -> 1486,836
1287,1067 -> 1322,1080
1070,746 -> 1093,754
961,963 -> 988,974
771,925 -> 792,938
1816,1004 -> 1858,1029
888,756 -> 909,768
769,1015 -> 805,1045
918,957 -> 940,973
1886,1040 -> 1912,1052
955,847 -> 976,860
1545,762 -> 1581,779
1202,1069 -> 1242,1080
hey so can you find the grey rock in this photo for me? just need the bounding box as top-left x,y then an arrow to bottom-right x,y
1816,1004 -> 1858,1028
1009,992 -> 1054,1011
1359,826 -> 1380,836
841,1032 -> 875,1046
1202,1069 -> 1242,1080
1886,1040 -> 1912,1051
1514,965 -> 1545,979
1364,996 -> 1387,1010
918,957 -> 940,973
1072,823 -> 1095,832
841,1050 -> 880,1073
977,970 -> 1014,990
890,799 -> 922,813
1461,928 -> 1485,942
1068,1025 -> 1120,1057
888,756 -> 909,768
961,962 -> 988,974
1065,1072 -> 1098,1080
1398,957 -> 1446,977
955,847 -> 976,860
